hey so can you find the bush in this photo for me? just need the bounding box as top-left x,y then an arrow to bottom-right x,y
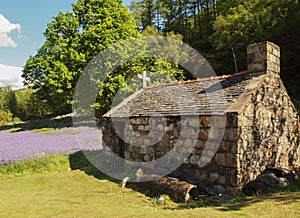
0,110 -> 13,125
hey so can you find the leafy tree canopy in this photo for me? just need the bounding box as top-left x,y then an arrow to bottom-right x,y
129,0 -> 300,106
22,0 -> 140,116
211,0 -> 300,74
23,0 -> 187,118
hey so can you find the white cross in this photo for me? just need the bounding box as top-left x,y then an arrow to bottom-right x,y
138,71 -> 150,88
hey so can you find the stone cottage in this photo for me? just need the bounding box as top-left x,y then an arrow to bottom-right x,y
102,41 -> 299,194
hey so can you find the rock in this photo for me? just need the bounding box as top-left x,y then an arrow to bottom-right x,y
121,177 -> 130,188
266,167 -> 296,182
138,125 -> 145,131
243,171 -> 279,195
209,173 -> 219,183
217,176 -> 227,185
200,117 -> 211,127
209,194 -> 233,205
198,130 -> 208,140
242,168 -> 297,195
189,155 -> 201,165
188,119 -> 200,128
278,177 -> 289,188
213,185 -> 225,195
158,197 -> 166,205
156,124 -> 164,131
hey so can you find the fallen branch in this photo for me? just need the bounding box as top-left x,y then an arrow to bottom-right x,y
135,168 -> 197,202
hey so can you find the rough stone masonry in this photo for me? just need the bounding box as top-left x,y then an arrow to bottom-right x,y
102,41 -> 299,195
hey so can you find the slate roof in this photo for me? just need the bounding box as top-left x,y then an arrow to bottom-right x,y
104,71 -> 257,117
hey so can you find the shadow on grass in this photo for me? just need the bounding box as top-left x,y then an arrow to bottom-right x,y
69,150 -> 114,181
215,189 -> 300,212
69,150 -> 300,210
68,150 -> 186,203
0,115 -> 99,132
215,179 -> 300,212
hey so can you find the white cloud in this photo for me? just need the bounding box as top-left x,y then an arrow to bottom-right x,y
0,14 -> 21,48
0,64 -> 24,89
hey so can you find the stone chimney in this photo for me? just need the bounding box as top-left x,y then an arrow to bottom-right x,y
247,41 -> 280,75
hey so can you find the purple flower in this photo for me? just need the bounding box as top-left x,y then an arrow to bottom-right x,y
0,127 -> 102,165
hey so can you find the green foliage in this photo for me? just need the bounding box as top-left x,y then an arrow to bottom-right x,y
131,0 -> 300,85
22,0 -> 186,118
32,128 -> 57,133
13,89 -> 52,120
0,86 -> 13,111
22,0 -> 140,117
0,87 -> 21,125
21,0 -> 300,117
92,26 -> 186,116
130,0 -> 157,31
0,86 -> 55,123
211,0 -> 300,74
0,110 -> 13,125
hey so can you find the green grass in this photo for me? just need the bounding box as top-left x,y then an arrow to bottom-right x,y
9,127 -> 23,133
32,127 -> 57,132
0,153 -> 69,176
1,154 -> 300,217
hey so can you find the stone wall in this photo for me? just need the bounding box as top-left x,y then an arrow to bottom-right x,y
233,41 -> 300,187
102,114 -> 244,194
237,73 -> 300,187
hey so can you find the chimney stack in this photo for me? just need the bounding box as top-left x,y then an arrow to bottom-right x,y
247,41 -> 280,75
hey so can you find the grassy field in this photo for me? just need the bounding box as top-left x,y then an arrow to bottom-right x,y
0,154 -> 300,218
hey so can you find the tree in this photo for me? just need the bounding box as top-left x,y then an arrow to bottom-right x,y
11,89 -> 51,120
0,87 -> 20,124
0,86 -> 11,111
22,0 -> 140,116
23,0 -> 187,118
129,0 -> 300,111
130,0 -> 161,31
93,25 -> 186,116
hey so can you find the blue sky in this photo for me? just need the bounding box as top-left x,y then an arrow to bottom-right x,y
0,0 -> 131,89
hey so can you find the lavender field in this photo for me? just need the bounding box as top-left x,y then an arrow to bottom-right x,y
0,126 -> 102,165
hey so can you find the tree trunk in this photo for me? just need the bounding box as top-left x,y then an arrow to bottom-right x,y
231,46 -> 238,73
137,176 -> 197,202
213,0 -> 217,17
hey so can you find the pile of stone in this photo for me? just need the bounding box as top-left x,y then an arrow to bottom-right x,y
134,167 -> 233,204
131,167 -> 297,203
242,167 -> 297,195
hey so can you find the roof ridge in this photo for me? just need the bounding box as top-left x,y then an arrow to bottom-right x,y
145,70 -> 249,90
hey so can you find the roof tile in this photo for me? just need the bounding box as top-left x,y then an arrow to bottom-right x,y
104,72 -> 256,117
